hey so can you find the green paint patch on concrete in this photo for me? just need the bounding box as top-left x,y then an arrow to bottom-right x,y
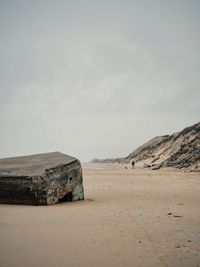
72,182 -> 84,201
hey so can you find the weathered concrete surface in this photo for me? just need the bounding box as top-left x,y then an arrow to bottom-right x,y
0,152 -> 84,205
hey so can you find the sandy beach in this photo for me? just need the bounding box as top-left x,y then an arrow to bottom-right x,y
0,164 -> 200,267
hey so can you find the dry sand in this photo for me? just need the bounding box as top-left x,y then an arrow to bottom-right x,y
0,164 -> 200,267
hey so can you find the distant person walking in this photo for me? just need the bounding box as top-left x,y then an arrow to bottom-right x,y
131,160 -> 135,169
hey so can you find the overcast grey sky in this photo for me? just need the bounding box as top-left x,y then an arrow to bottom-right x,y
0,0 -> 200,161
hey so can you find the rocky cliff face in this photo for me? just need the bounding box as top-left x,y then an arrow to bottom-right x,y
92,122 -> 200,171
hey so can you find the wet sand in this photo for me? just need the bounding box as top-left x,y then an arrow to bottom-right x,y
0,164 -> 200,267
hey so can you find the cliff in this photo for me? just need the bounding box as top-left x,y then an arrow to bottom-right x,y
92,122 -> 200,171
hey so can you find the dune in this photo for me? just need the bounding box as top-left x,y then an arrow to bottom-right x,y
92,122 -> 200,171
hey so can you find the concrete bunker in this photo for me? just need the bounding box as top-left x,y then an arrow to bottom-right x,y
0,152 -> 84,205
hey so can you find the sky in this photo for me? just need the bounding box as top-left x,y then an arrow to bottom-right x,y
0,0 -> 200,162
